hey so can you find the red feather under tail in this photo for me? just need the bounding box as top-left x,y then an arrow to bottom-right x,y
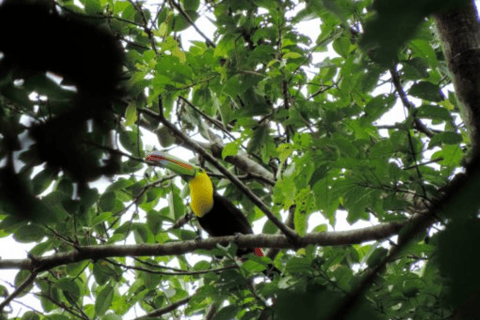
254,248 -> 264,257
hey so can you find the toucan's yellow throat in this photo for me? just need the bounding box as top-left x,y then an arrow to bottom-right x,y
188,170 -> 214,217
145,151 -> 214,217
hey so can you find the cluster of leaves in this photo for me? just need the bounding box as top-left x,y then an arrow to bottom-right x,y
0,0 -> 476,319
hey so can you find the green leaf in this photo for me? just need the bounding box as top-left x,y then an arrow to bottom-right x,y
0,215 -> 23,235
408,81 -> 443,102
360,0 -> 468,64
13,224 -> 45,243
222,76 -> 241,98
22,311 -> 40,320
212,305 -> 239,320
57,278 -> 81,304
140,269 -> 162,289
93,261 -> 117,286
66,260 -> 89,277
30,240 -> 54,256
409,39 -> 438,68
79,188 -> 99,214
46,315 -> 70,320
95,285 -> 115,317
247,124 -> 269,153
172,11 -> 199,32
146,211 -> 164,235
332,36 -> 350,58
428,132 -> 462,148
99,192 -> 116,212
106,178 -> 135,193
124,104 -> 138,126
222,141 -> 240,159
283,51 -> 303,59
312,177 -> 339,225
366,247 -> 388,268
285,257 -> 315,275
84,0 -> 104,15
119,130 -> 141,155
132,223 -> 153,243
361,94 -> 396,124
91,212 -> 112,227
432,144 -> 463,167
294,189 -> 311,236
182,0 -> 200,11
169,186 -> 185,220
416,104 -> 452,121
102,314 -> 122,320
32,168 -> 57,195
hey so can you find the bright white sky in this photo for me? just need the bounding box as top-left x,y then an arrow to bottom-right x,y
3,0 -> 480,318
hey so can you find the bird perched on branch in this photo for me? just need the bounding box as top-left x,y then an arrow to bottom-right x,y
145,150 -> 279,278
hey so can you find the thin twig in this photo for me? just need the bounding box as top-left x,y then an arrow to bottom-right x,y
327,157 -> 480,320
169,0 -> 215,47
0,271 -> 38,312
208,172 -> 275,187
179,96 -> 235,139
403,157 -> 444,170
133,296 -> 192,320
128,0 -> 158,54
58,4 -> 144,27
205,302 -> 219,320
104,258 -> 237,275
85,140 -> 146,163
34,292 -> 89,320
389,67 -> 434,138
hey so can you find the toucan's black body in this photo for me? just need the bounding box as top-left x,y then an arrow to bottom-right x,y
197,194 -> 255,256
145,150 -> 280,278
197,193 -> 280,278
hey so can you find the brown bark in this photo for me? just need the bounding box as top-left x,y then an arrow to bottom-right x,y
0,221 -> 405,272
434,1 -> 480,157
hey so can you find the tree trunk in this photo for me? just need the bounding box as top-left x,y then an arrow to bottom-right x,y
434,1 -> 480,158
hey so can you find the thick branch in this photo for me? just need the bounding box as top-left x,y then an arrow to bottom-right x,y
208,142 -> 275,185
328,155 -> 480,320
141,109 -> 275,183
434,1 -> 480,156
0,222 -> 405,271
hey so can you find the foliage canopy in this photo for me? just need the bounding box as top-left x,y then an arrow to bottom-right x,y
0,0 -> 478,319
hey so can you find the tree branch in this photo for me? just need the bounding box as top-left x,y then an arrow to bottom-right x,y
0,221 -> 405,272
389,66 -> 434,138
128,0 -> 158,54
0,271 -> 37,312
327,155 -> 480,320
104,258 -> 236,276
169,0 -> 215,47
133,296 -> 192,320
179,96 -> 234,139
140,109 -> 276,183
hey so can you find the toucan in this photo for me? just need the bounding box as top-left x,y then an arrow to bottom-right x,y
145,150 -> 278,277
